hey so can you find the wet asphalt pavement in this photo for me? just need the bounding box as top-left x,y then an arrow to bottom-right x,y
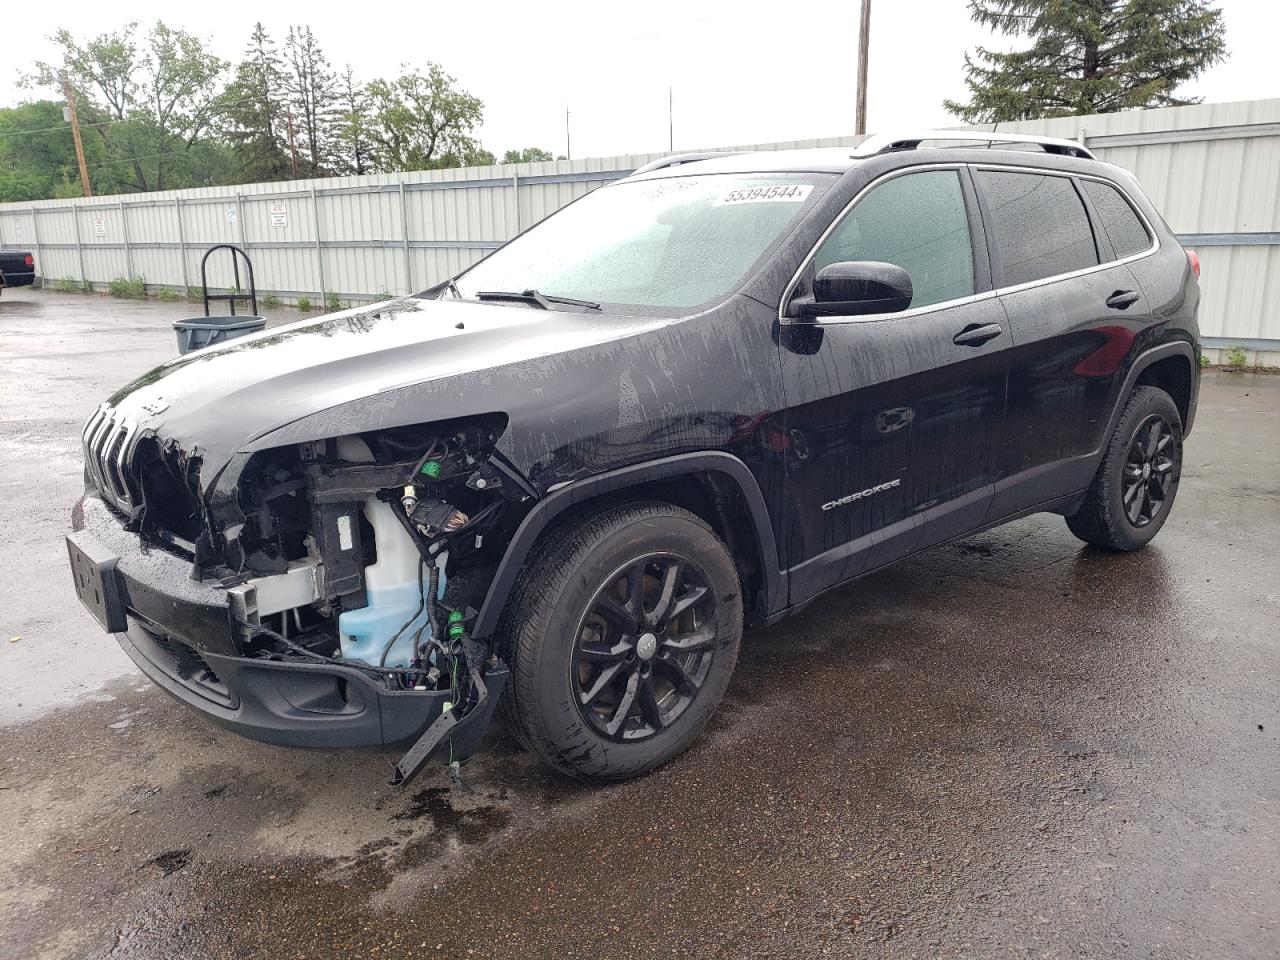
1,289 -> 1277,959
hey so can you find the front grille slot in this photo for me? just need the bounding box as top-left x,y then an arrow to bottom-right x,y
135,625 -> 236,708
81,403 -> 141,517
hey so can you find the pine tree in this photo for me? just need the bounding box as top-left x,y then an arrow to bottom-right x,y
332,65 -> 373,175
283,25 -> 337,176
223,23 -> 291,182
945,0 -> 1227,123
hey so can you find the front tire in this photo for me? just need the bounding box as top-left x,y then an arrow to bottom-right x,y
1066,385 -> 1183,551
496,500 -> 742,781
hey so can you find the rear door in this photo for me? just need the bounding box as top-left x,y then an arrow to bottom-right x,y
973,166 -> 1154,518
776,166 -> 1011,602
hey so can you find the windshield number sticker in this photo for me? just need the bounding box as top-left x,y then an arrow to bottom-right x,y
717,184 -> 812,205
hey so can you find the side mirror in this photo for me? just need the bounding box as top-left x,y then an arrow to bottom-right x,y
797,260 -> 913,318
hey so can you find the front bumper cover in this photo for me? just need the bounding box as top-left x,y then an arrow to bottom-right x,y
70,494 -> 507,751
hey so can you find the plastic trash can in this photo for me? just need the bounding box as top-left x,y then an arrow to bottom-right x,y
173,315 -> 266,354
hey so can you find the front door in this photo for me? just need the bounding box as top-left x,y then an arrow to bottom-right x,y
776,166 -> 1011,603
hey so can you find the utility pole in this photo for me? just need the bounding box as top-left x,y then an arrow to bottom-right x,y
565,105 -> 571,161
286,110 -> 300,178
61,76 -> 92,198
855,0 -> 872,135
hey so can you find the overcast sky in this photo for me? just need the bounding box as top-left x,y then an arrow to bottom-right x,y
5,0 -> 1277,159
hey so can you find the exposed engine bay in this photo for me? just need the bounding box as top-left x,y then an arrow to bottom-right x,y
123,415 -> 527,785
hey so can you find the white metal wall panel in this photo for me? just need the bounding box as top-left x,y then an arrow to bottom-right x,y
1195,245 -> 1280,341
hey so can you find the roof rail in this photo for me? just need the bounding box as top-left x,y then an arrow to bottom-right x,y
852,130 -> 1096,161
627,151 -> 745,177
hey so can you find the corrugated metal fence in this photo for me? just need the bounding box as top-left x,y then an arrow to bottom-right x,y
2,98 -> 1277,358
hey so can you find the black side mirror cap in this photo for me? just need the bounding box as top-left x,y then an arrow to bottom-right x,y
798,260 -> 913,318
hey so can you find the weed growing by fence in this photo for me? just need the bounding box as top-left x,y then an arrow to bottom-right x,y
108,276 -> 147,299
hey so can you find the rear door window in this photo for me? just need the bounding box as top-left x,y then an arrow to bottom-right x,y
1081,179 -> 1152,259
975,170 -> 1099,287
813,169 -> 975,309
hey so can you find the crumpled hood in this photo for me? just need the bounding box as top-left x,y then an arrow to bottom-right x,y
103,296 -> 668,472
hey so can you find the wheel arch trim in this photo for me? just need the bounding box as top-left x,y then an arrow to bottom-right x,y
1115,340 -> 1199,441
471,451 -> 782,638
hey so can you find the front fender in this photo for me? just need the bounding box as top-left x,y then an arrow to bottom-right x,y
469,451 -> 783,638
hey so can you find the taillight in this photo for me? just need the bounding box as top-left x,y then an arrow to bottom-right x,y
24,254 -> 34,267
1187,250 -> 1200,279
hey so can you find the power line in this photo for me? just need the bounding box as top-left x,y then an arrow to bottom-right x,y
0,94 -> 262,140
85,150 -> 187,169
0,118 -> 117,140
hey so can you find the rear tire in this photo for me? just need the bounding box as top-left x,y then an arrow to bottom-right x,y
1066,385 -> 1183,551
496,500 -> 742,781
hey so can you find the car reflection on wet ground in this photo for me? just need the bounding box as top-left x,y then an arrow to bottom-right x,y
2,290 -> 1277,959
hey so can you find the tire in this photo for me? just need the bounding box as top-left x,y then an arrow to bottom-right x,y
495,500 -> 743,781
1066,385 -> 1183,551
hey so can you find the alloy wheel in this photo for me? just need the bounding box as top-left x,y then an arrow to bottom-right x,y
1122,414 -> 1176,527
571,554 -> 719,742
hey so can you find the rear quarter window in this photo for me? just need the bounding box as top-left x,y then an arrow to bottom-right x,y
1081,179 -> 1153,259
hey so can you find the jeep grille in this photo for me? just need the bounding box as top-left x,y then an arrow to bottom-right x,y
82,403 -> 141,517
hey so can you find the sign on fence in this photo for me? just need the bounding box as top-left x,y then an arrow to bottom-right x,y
269,203 -> 288,228
93,217 -> 106,238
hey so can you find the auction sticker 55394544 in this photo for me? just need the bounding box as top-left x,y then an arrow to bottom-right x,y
717,184 -> 813,205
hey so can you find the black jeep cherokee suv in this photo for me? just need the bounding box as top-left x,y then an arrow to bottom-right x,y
68,131 -> 1199,785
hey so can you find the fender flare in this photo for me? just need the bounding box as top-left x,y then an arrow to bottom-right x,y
1106,340 -> 1199,443
471,451 -> 782,638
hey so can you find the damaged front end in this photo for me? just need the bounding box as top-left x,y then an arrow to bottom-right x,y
74,407 -> 527,786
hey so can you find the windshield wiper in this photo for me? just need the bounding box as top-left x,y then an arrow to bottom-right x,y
475,288 -> 600,311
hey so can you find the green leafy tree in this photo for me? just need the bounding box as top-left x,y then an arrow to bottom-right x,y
0,100 -> 108,200
32,23 -> 139,121
29,21 -> 229,191
222,23 -> 292,183
365,64 -> 483,172
283,25 -> 337,175
945,0 -> 1227,122
462,146 -> 497,166
501,147 -> 554,164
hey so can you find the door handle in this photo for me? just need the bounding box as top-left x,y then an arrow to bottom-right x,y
1106,289 -> 1141,310
953,322 -> 1002,347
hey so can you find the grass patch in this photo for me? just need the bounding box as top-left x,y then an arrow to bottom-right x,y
1225,345 -> 1249,370
107,276 -> 147,299
323,291 -> 342,312
156,288 -> 181,302
261,294 -> 282,309
296,295 -> 312,312
185,286 -> 204,303
372,290 -> 394,302
51,276 -> 90,294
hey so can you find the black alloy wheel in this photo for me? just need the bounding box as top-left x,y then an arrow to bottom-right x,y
1066,384 -> 1183,551
571,554 -> 718,742
496,500 -> 742,780
1122,414 -> 1176,527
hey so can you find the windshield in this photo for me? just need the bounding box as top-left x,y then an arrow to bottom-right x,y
453,173 -> 833,314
